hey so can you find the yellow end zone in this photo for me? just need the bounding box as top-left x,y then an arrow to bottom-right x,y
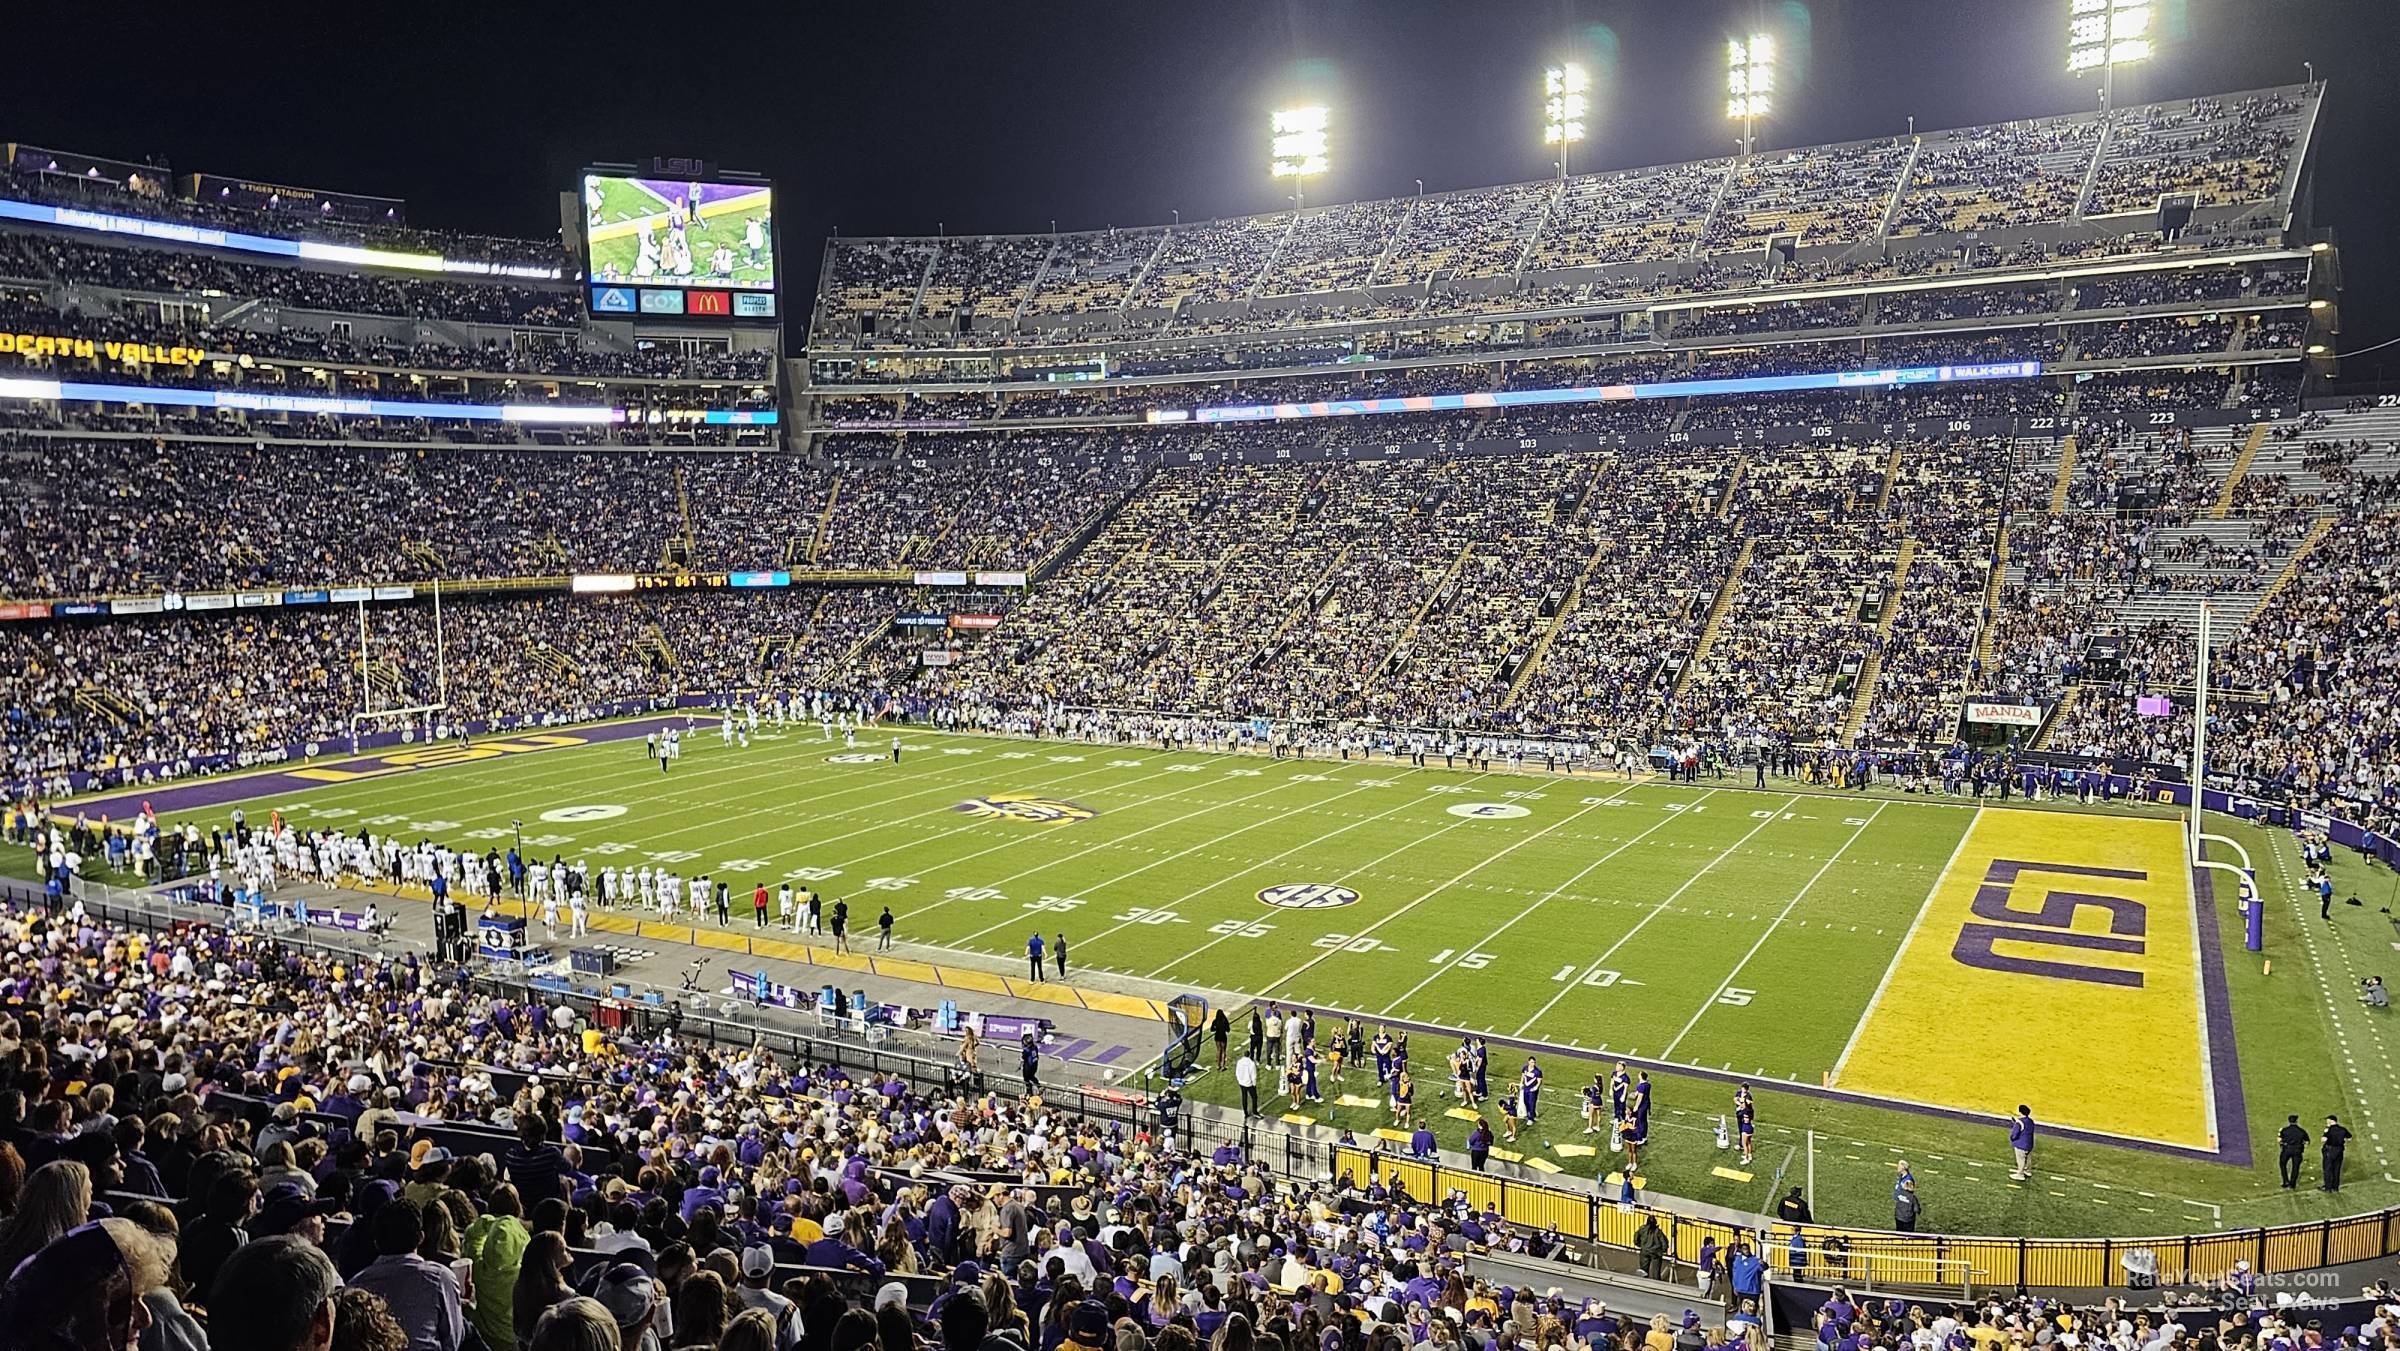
1833,810 -> 2212,1148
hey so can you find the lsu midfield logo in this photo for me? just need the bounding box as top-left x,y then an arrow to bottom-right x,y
953,794 -> 1098,824
1258,883 -> 1360,910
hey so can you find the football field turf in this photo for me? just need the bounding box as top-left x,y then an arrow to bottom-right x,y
64,719 -> 2400,1239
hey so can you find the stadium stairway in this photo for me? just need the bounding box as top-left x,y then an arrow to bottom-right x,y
1839,537 -> 1919,745
1261,544 -> 1352,651
668,467 -> 697,566
1373,543 -> 1475,685
1670,537 -> 1753,702
803,476 -> 843,565
639,625 -> 677,673
2069,114 -> 2113,220
2247,514 -> 2335,621
1871,441 -> 1904,516
1502,532 -> 1615,710
1972,526 -> 2009,674
1715,455 -> 1749,519
72,686 -> 141,731
829,615 -> 891,678
2031,686 -> 2077,751
2048,435 -> 2079,514
2210,424 -> 2271,516
1031,462 -> 1152,584
530,645 -> 580,683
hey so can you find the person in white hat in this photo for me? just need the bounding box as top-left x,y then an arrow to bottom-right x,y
734,1244 -> 799,1350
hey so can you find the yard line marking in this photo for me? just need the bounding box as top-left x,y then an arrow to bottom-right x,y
734,751 -> 1235,873
272,727 -> 1002,835
1373,790 -> 1724,1016
1829,807 -> 1980,1086
1511,795 -> 1801,1037
1252,795 -> 1616,993
1067,773 -> 1505,966
913,764 -> 1384,934
1660,801 -> 1889,1058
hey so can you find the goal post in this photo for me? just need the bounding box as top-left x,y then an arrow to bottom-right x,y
347,581 -> 451,753
2187,602 -> 2260,950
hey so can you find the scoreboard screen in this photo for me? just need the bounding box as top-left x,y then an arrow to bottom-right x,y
580,171 -> 776,322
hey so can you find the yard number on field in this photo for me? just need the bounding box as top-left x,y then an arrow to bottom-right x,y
1110,907 -> 1187,925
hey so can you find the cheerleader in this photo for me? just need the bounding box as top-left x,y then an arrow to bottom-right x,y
1392,1068 -> 1415,1127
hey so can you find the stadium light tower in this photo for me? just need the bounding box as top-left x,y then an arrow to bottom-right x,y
1726,34 -> 1774,157
1544,62 -> 1590,178
2068,0 -> 2152,108
1270,105 -> 1330,210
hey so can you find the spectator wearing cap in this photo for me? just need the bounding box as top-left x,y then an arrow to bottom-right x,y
593,1263 -> 665,1351
208,1234 -> 341,1351
404,1144 -> 455,1208
735,1244 -> 801,1351
251,1182 -> 340,1247
1064,1302 -> 1110,1351
805,1211 -> 886,1278
257,1102 -> 308,1158
1041,1223 -> 1096,1285
348,1197 -> 466,1351
323,1075 -> 375,1124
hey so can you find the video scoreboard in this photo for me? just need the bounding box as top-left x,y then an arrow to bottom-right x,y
577,166 -> 778,323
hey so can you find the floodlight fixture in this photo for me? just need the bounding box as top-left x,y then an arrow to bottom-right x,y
1544,62 -> 1590,171
2070,0 -> 2153,104
1726,33 -> 1774,155
1270,105 -> 1330,205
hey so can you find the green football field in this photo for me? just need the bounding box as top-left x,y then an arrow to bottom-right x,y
59,720 -> 2400,1239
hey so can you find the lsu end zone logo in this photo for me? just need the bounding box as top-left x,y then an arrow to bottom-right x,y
1258,883 -> 1360,910
953,794 -> 1098,824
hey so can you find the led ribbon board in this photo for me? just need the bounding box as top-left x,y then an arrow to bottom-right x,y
0,376 -> 775,425
1161,361 -> 2046,424
0,198 -> 560,279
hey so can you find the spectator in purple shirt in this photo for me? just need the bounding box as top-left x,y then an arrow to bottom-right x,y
345,1199 -> 465,1351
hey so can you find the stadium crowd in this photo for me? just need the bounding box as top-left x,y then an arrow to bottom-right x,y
0,895 -> 1769,1351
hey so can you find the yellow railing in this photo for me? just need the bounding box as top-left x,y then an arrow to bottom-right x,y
1329,1145 -> 2400,1289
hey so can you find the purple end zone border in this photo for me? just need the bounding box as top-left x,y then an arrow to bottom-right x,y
1274,855 -> 2255,1168
64,715 -> 684,823
2191,860 -> 2254,1167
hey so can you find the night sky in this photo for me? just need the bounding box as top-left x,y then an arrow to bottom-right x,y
9,0 -> 2396,374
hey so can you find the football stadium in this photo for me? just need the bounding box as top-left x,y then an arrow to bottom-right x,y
2,3 -> 2399,1348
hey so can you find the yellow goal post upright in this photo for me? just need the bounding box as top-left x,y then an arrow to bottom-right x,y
347,580 -> 450,753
